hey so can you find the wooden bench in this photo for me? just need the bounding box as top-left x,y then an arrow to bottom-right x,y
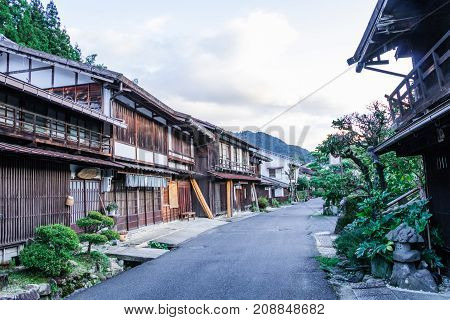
180,211 -> 196,221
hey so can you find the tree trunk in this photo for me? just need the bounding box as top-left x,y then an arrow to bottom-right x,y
375,162 -> 387,191
346,153 -> 373,191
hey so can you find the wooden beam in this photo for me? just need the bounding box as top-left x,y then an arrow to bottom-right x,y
251,183 -> 259,211
190,178 -> 214,219
364,66 -> 406,78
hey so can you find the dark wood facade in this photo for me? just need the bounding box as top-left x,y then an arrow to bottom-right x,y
0,154 -> 70,247
348,0 -> 450,269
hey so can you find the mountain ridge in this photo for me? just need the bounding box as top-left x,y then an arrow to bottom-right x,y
234,131 -> 313,163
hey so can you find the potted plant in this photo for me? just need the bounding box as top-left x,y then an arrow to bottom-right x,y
106,202 -> 119,216
119,231 -> 128,242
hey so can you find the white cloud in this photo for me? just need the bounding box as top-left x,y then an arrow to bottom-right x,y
66,9 -> 412,150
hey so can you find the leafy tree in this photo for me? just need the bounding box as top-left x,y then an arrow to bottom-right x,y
76,211 -> 115,253
318,101 -> 390,192
0,0 -> 84,61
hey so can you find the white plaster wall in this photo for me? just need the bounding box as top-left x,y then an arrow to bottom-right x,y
154,153 -> 168,166
114,141 -> 136,160
54,67 -> 76,87
137,148 -> 154,164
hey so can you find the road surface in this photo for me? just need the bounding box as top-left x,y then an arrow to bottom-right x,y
70,198 -> 337,300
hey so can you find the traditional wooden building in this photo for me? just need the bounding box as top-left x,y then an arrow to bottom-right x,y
0,35 -> 216,261
0,35 -> 126,261
192,120 -> 269,217
347,0 -> 450,269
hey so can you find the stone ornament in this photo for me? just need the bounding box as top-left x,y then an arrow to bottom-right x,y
387,223 -> 438,292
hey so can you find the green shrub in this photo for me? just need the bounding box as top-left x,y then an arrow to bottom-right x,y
148,241 -> 169,250
89,251 -> 110,272
34,224 -> 79,252
315,256 -> 340,272
76,217 -> 102,231
258,197 -> 269,210
100,229 -> 120,241
334,196 -> 364,233
250,205 -> 259,212
20,243 -> 73,277
271,199 -> 280,208
76,211 -> 117,253
20,224 -> 80,277
334,227 -> 366,264
106,202 -> 119,212
79,234 -> 108,253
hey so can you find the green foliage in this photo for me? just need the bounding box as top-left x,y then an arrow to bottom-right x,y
341,200 -> 433,263
0,0 -> 108,65
89,251 -> 110,271
106,202 -> 119,212
76,217 -> 102,231
7,269 -> 48,287
0,0 -> 82,61
250,204 -> 259,212
148,241 -> 169,250
355,240 -> 394,260
309,162 -> 358,206
20,242 -> 73,277
421,248 -> 444,269
20,224 -> 80,277
296,176 -> 310,191
334,227 -> 367,264
258,197 -> 269,210
334,196 -> 364,233
315,256 -> 340,272
79,233 -> 108,246
34,224 -> 79,252
271,199 -> 280,208
75,251 -> 110,273
87,211 -> 114,228
100,229 -> 120,241
76,211 -> 116,253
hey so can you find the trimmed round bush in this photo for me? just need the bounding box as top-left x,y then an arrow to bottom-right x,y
20,243 -> 73,277
76,217 -> 102,231
100,229 -> 120,241
79,233 -> 108,245
87,211 -> 114,228
34,224 -> 79,252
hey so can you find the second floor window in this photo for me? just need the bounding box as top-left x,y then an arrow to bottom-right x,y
269,169 -> 276,178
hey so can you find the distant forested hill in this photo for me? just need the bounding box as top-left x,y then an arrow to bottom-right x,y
234,131 -> 313,163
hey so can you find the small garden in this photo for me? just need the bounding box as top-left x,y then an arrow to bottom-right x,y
309,101 -> 446,293
0,210 -> 124,300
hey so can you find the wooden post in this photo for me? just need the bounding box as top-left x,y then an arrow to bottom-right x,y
226,180 -> 233,218
251,183 -> 259,211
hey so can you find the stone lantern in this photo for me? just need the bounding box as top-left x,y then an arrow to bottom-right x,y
386,223 -> 438,292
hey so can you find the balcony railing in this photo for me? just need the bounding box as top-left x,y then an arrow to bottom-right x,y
0,103 -> 111,154
387,31 -> 450,129
214,157 -> 256,175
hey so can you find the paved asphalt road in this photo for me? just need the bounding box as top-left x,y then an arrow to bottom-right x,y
70,199 -> 337,300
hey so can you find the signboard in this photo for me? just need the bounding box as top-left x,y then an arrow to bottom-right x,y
169,181 -> 179,209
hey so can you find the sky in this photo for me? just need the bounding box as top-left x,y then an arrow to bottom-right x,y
46,0 -> 412,150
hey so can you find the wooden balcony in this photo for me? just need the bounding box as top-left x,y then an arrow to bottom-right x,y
214,157 -> 256,175
387,31 -> 450,129
0,103 -> 111,154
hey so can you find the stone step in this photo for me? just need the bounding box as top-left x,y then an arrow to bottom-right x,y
104,247 -> 168,263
